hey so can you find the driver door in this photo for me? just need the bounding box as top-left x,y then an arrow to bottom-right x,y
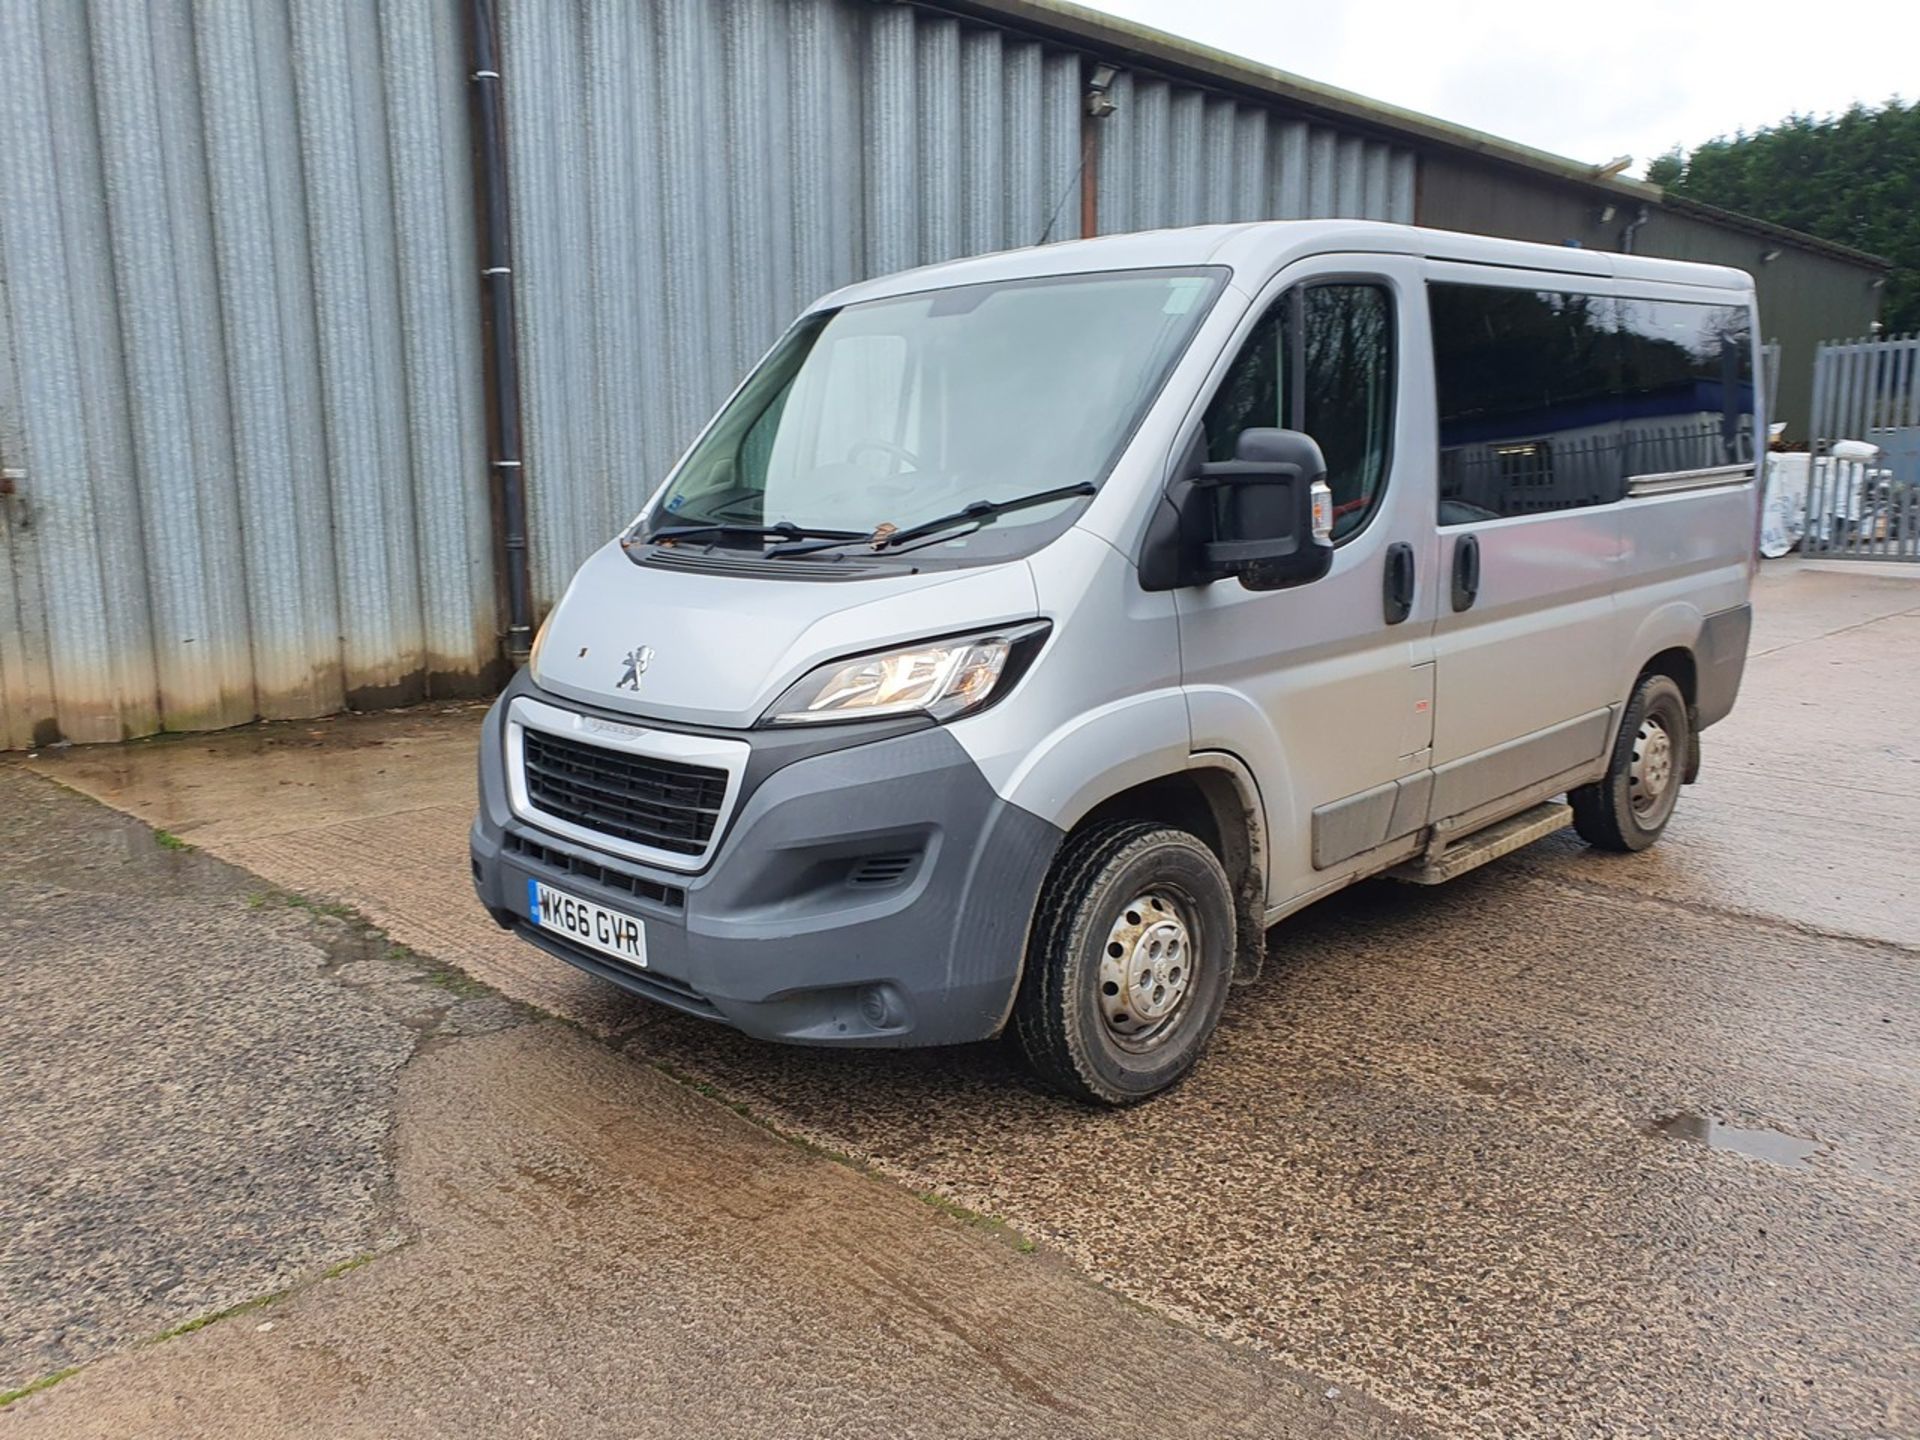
1174,257 -> 1439,911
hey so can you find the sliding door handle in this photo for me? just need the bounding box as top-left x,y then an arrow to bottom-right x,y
1383,542 -> 1415,625
1451,534 -> 1481,612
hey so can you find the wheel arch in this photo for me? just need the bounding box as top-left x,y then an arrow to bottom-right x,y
1619,601 -> 1703,710
1639,645 -> 1698,707
1074,753 -> 1269,984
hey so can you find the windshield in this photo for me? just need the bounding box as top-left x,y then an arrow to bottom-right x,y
647,268 -> 1226,557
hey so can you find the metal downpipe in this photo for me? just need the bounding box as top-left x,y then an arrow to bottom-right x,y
1620,204 -> 1651,254
464,0 -> 534,665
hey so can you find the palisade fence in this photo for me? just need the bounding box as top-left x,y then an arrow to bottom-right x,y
1803,332 -> 1920,561
0,0 -> 1414,750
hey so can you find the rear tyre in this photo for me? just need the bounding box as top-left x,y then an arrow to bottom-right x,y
1570,672 -> 1690,852
1013,822 -> 1235,1106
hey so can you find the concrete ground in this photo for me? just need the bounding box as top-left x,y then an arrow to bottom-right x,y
6,559 -> 1917,1437
0,769 -> 1400,1440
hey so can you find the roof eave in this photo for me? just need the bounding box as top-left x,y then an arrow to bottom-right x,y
917,0 -> 1892,273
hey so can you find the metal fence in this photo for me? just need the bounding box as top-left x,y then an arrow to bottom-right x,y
1441,419 -> 1755,518
0,0 -> 1415,750
1804,332 -> 1920,561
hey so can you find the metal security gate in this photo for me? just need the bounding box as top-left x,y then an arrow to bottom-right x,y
1805,332 -> 1920,560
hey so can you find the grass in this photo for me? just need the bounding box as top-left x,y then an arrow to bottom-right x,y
321,1252 -> 379,1281
273,891 -> 358,922
2,1245 -> 405,1406
0,1368 -> 80,1409
915,1190 -> 1039,1253
148,1290 -> 282,1344
153,829 -> 193,852
418,961 -> 492,999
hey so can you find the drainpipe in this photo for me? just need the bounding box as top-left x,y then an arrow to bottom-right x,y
1619,204 -> 1650,254
464,0 -> 534,665
1081,63 -> 1119,238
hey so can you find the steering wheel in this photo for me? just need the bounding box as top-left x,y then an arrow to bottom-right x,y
848,439 -> 923,473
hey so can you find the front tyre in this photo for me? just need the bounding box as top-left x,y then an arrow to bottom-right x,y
1013,822 -> 1235,1105
1571,672 -> 1690,852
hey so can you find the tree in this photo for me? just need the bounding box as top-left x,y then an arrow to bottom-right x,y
1652,101 -> 1917,333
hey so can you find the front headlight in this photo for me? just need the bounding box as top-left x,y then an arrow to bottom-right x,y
526,613 -> 553,680
761,623 -> 1048,726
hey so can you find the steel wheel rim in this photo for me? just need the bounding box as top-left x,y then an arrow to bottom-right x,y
1629,715 -> 1676,818
1097,891 -> 1198,1052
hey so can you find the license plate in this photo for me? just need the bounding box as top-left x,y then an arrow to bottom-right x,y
527,878 -> 647,969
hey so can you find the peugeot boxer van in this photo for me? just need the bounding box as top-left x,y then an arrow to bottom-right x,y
471,221 -> 1758,1103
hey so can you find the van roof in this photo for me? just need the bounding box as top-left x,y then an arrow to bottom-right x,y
816,220 -> 1756,310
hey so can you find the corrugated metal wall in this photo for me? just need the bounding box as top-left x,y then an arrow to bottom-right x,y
501,0 -> 1417,609
0,0 -> 1414,748
0,0 -> 495,749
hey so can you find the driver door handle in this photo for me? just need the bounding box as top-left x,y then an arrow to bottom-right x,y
1383,542 -> 1415,625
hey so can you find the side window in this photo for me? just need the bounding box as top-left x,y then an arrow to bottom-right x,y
1615,298 -> 1755,474
1430,283 -> 1755,525
1429,283 -> 1620,523
1202,282 -> 1396,543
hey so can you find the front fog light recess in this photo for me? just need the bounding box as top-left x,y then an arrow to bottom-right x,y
763,624 -> 1045,725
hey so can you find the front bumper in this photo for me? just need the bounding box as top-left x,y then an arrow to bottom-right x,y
470,676 -> 1061,1047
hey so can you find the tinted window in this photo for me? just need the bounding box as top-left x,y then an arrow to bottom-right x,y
1430,283 -> 1754,524
1430,285 -> 1622,521
1615,298 -> 1755,475
1204,283 -> 1395,542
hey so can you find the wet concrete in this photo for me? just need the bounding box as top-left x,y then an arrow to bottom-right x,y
1497,562 -> 1920,952
19,560 -> 1920,1437
6,1019 -> 1407,1440
0,769 -> 521,1393
1647,1112 -> 1825,1168
2,753 -> 1401,1437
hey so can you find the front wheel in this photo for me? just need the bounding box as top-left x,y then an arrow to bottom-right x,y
1571,672 -> 1690,852
1013,822 -> 1236,1105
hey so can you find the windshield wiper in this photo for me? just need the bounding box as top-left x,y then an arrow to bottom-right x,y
874,482 -> 1098,549
642,519 -> 868,546
766,482 -> 1098,557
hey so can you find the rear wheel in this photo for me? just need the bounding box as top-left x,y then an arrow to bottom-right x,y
1571,672 -> 1690,852
1013,822 -> 1235,1105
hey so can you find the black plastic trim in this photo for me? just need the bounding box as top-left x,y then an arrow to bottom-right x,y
1694,602 -> 1752,730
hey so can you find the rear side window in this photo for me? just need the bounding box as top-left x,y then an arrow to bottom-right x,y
1204,283 -> 1395,543
1430,282 -> 1753,524
1615,298 -> 1756,476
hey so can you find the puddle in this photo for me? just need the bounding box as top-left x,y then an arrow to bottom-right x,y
1647,1112 -> 1824,1168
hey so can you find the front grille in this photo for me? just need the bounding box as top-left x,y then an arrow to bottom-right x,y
503,832 -> 686,909
521,728 -> 728,857
848,852 -> 918,888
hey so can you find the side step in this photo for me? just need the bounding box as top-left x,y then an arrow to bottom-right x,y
1387,801 -> 1572,886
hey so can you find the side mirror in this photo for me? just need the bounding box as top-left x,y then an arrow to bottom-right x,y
1196,428 -> 1335,591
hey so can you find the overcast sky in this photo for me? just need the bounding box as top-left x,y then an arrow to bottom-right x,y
1084,0 -> 1914,176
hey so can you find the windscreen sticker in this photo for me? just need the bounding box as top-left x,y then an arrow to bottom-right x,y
1163,278 -> 1208,315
